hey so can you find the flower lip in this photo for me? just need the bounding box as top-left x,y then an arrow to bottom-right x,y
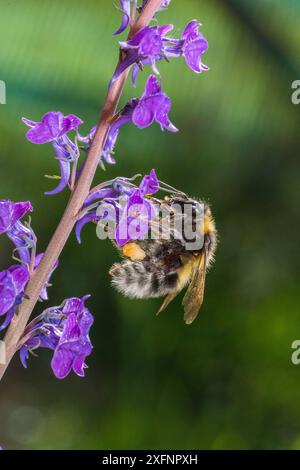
22,111 -> 83,145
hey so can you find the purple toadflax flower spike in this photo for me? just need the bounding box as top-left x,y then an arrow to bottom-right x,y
0,264 -> 29,331
0,200 -> 35,264
22,111 -> 83,195
80,76 -> 177,167
76,169 -> 159,246
111,19 -> 208,87
19,296 -> 93,379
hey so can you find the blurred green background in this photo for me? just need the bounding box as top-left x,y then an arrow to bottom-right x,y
0,0 -> 300,450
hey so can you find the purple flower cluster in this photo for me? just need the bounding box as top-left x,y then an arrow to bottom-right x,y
22,75 -> 176,177
0,200 -> 58,330
111,20 -> 209,87
0,1 -> 210,382
22,13 -> 208,188
0,200 -> 33,330
19,296 -> 93,379
76,169 -> 159,246
0,199 -> 91,379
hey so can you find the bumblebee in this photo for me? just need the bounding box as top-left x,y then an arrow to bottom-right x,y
109,193 -> 217,324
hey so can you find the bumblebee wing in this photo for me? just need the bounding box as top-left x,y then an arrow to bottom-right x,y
157,290 -> 179,315
182,250 -> 207,325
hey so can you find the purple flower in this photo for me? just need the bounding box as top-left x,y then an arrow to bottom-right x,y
76,169 -> 159,246
111,20 -> 208,86
96,75 -> 177,165
111,24 -> 173,85
0,200 -> 35,264
100,123 -> 120,166
0,265 -> 29,331
0,255 -> 58,332
0,200 -> 32,234
180,20 -> 209,74
115,187 -> 157,246
131,75 -> 177,131
113,0 -> 136,36
77,125 -> 96,146
19,296 -> 93,379
96,102 -> 136,166
0,200 -> 59,331
116,169 -> 159,245
23,112 -> 82,144
22,111 -> 83,195
139,168 -> 159,194
160,0 -> 172,9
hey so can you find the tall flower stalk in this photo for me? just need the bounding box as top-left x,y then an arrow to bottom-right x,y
0,0 -> 209,381
0,0 -> 166,381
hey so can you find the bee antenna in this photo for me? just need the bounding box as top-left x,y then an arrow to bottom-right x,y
121,173 -> 142,182
158,180 -> 187,197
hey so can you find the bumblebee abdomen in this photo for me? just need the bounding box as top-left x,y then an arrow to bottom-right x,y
109,260 -> 178,299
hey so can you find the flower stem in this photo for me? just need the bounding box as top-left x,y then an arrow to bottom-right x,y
0,0 -> 164,381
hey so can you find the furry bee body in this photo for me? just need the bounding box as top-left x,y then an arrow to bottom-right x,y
109,196 -> 217,324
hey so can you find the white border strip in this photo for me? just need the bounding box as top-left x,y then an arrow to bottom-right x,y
0,341 -> 6,365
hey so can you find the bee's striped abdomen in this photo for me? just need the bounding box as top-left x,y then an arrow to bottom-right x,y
109,260 -> 179,299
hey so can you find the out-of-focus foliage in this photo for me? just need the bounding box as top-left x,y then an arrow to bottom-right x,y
0,0 -> 300,450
